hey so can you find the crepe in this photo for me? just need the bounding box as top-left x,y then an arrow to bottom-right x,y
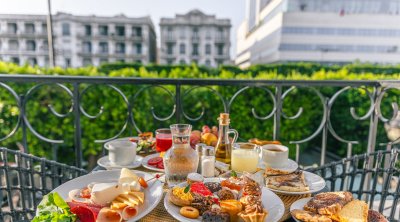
265,171 -> 309,192
291,209 -> 332,222
304,191 -> 353,217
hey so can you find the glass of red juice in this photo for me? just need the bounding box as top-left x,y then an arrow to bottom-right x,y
155,128 -> 172,152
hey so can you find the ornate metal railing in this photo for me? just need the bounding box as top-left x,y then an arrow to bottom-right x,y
0,74 -> 399,168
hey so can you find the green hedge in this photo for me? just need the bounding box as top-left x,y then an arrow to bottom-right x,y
0,61 -> 399,168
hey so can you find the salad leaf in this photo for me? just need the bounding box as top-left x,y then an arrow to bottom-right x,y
32,192 -> 76,222
184,184 -> 191,193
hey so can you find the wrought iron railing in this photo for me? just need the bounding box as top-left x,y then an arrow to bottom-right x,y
0,74 -> 399,168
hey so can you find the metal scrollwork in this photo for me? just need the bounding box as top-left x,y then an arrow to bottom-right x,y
375,86 -> 400,123
131,85 -> 176,132
281,86 -> 303,120
23,83 -> 73,144
0,82 -> 21,141
80,84 -> 130,143
228,86 -> 276,120
182,86 -> 226,121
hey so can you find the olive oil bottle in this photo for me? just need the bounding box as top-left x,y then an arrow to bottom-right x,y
214,113 -> 238,164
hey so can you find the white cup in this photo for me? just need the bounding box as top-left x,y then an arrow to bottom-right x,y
261,144 -> 289,168
105,139 -> 137,166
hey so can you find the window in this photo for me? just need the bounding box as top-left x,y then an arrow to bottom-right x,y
11,57 -> 20,65
205,59 -> 211,66
99,25 -> 108,36
7,23 -> 17,34
167,43 -> 174,55
99,42 -> 108,53
62,23 -> 70,36
8,40 -> 19,50
193,27 -> 199,37
25,23 -> 35,34
82,58 -> 92,66
180,27 -> 186,38
179,59 -> 186,64
179,43 -> 186,54
82,41 -> 92,53
65,58 -> 71,67
217,27 -> 224,38
42,40 -> 48,51
216,59 -> 223,66
205,44 -> 211,55
133,27 -> 142,37
135,43 -> 142,54
26,40 -> 36,51
217,44 -> 224,55
27,57 -> 37,66
115,42 -> 125,54
116,26 -> 125,36
84,25 -> 92,36
167,59 -> 174,64
42,23 -> 47,34
192,43 -> 199,55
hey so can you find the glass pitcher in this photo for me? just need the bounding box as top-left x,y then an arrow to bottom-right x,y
163,124 -> 199,186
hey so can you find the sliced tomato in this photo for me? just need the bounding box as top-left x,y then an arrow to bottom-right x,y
156,161 -> 164,169
138,177 -> 148,188
147,157 -> 162,166
80,187 -> 91,199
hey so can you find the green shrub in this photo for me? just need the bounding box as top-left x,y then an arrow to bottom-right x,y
0,61 -> 399,168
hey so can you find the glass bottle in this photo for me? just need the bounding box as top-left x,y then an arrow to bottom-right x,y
163,124 -> 199,186
214,113 -> 238,165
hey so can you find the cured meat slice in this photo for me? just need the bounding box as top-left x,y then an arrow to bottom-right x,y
96,207 -> 122,222
68,202 -> 102,222
190,182 -> 212,196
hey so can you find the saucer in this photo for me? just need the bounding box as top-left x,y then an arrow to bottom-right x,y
259,158 -> 298,173
97,155 -> 143,170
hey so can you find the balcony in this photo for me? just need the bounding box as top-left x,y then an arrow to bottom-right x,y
191,36 -> 200,42
129,35 -> 143,41
164,35 -> 176,42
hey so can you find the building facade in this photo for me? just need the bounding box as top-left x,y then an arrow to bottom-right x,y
236,0 -> 400,68
0,12 -> 157,67
159,10 -> 231,67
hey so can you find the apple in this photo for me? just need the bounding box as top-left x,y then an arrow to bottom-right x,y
202,125 -> 211,134
211,126 -> 218,137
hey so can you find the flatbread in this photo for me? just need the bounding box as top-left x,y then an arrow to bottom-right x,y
291,209 -> 332,222
265,171 -> 309,192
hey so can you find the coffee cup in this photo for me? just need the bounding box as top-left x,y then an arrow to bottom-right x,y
261,144 -> 289,168
105,139 -> 137,166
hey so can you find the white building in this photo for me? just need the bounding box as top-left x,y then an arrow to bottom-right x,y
159,10 -> 231,67
236,0 -> 400,68
0,12 -> 157,67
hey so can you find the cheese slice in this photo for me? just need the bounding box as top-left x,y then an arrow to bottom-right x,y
130,191 -> 145,204
90,182 -> 124,206
119,168 -> 138,184
120,193 -> 140,206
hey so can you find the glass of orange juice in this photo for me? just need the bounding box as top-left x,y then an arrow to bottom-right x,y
231,143 -> 259,173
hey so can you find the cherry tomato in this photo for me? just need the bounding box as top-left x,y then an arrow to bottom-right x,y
138,177 -> 148,188
80,187 -> 91,199
147,157 -> 163,166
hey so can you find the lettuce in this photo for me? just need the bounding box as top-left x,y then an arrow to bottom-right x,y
32,192 -> 76,222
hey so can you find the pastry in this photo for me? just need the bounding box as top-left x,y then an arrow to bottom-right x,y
202,209 -> 230,222
242,176 -> 261,197
264,167 -> 291,176
291,209 -> 332,222
204,182 -> 222,193
217,188 -> 236,200
191,193 -> 214,214
248,138 -> 281,146
337,200 -> 368,222
187,173 -> 204,184
265,171 -> 309,192
238,202 -> 268,222
167,187 -> 193,207
304,191 -> 353,216
239,195 -> 259,208
220,200 -> 242,222
180,206 -> 200,219
368,210 -> 387,222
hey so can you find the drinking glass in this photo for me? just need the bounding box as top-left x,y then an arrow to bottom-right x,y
231,143 -> 259,173
155,128 -> 172,152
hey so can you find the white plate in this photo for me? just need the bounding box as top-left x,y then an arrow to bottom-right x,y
289,197 -> 313,222
267,171 -> 326,195
97,155 -> 143,170
51,170 -> 163,222
164,178 -> 285,222
259,159 -> 299,173
141,153 -> 164,172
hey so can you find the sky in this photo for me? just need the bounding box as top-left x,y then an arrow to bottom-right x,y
0,0 -> 246,58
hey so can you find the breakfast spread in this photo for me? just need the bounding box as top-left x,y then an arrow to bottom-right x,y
34,168 -> 152,222
291,192 -> 387,222
167,172 -> 268,222
265,171 -> 310,192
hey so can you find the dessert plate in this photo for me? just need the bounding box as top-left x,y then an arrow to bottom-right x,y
50,170 -> 163,222
267,171 -> 326,195
97,155 -> 143,170
141,153 -> 165,172
164,177 -> 285,222
259,158 -> 298,173
289,197 -> 312,222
